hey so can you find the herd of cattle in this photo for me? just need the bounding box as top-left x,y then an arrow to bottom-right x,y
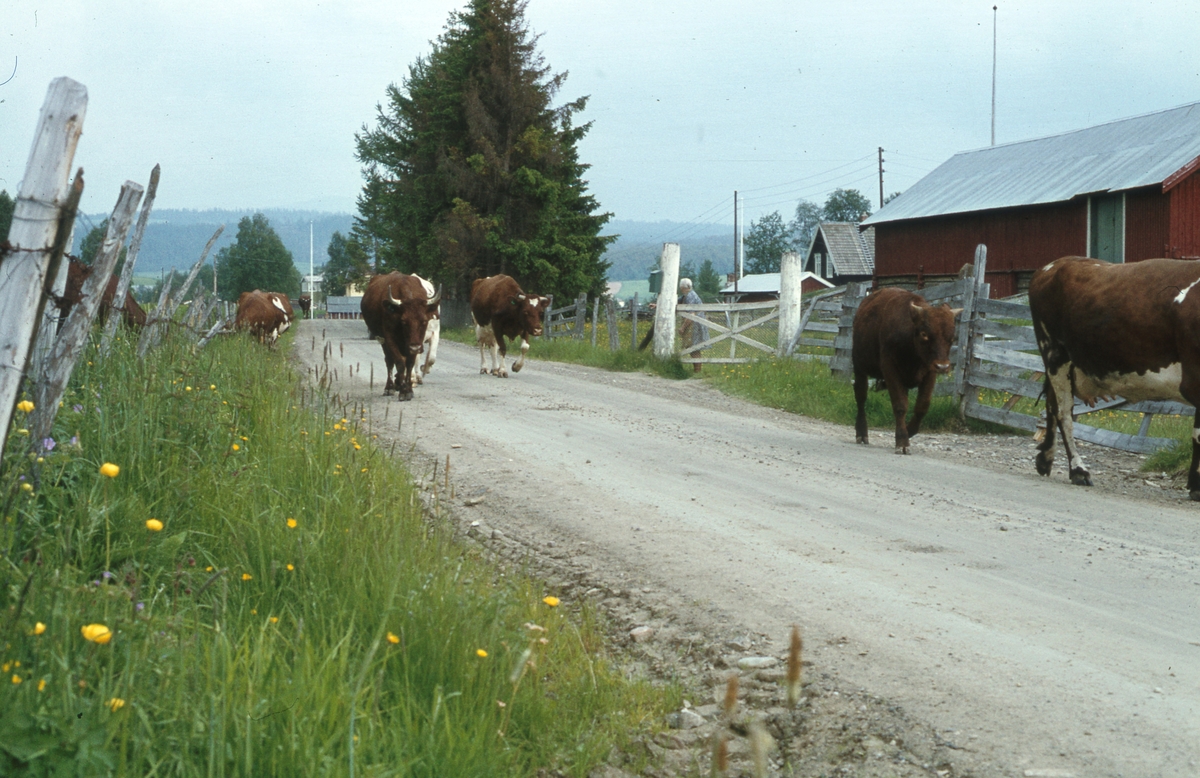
215,256 -> 1200,500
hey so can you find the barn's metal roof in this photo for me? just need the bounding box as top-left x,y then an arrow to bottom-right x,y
863,101 -> 1200,226
718,271 -> 832,296
811,223 -> 875,275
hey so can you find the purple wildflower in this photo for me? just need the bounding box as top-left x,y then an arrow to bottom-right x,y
135,602 -> 144,612
102,571 -> 113,580
41,437 -> 55,452
73,404 -> 83,414
70,436 -> 79,447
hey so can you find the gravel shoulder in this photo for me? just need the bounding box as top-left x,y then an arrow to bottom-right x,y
296,321 -> 1200,778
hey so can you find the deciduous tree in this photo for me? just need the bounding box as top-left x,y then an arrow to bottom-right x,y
744,211 -> 790,274
323,231 -> 372,296
354,0 -> 613,300
214,213 -> 300,300
822,188 -> 874,223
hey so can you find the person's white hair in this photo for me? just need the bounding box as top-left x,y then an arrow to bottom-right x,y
679,278 -> 693,290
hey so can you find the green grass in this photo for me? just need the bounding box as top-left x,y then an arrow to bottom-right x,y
0,327 -> 675,776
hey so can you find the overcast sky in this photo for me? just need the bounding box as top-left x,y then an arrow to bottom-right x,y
3,0 -> 1199,235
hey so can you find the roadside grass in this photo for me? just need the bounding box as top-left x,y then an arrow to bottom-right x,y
0,327 -> 675,776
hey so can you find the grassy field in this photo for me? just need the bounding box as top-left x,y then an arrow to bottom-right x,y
0,328 -> 675,776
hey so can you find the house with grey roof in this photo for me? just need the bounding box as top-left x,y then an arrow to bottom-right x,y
803,222 -> 875,286
862,100 -> 1200,297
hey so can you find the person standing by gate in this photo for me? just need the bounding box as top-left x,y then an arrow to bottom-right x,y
678,278 -> 707,373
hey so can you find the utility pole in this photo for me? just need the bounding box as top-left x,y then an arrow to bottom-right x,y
991,5 -> 998,146
733,190 -> 739,294
878,147 -> 885,208
309,220 -> 314,319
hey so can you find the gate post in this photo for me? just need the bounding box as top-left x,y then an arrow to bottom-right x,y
653,243 -> 680,358
777,251 -> 803,357
955,244 -> 988,414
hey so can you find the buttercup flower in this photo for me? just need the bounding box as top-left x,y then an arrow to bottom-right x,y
81,623 -> 113,644
241,573 -> 252,581
99,463 -> 119,478
11,674 -> 21,684
37,679 -> 46,691
32,622 -> 46,636
108,698 -> 125,712
476,649 -> 488,658
16,400 -> 34,413
387,632 -> 400,644
146,519 -> 163,531
543,596 -> 560,607
286,564 -> 294,571
231,444 -> 240,451
286,518 -> 297,528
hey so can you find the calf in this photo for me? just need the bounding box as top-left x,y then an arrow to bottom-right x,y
1030,256 -> 1200,498
235,290 -> 289,346
412,274 -> 440,385
469,274 -> 549,377
360,272 -> 440,401
852,287 -> 959,453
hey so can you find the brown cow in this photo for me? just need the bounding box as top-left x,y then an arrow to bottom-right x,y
265,292 -> 295,334
60,257 -> 147,328
360,272 -> 440,401
469,275 -> 549,377
297,294 -> 312,317
852,287 -> 960,453
235,290 -> 289,346
1030,256 -> 1200,497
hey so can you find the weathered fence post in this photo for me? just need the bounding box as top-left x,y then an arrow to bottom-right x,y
100,163 -> 160,355
30,230 -> 73,378
777,250 -> 804,357
830,281 -> 871,381
29,181 -> 143,444
541,295 -> 553,338
606,297 -> 618,351
574,292 -> 587,338
0,78 -> 87,459
954,244 -> 987,411
630,293 -> 639,350
652,243 -> 680,358
591,295 -> 600,348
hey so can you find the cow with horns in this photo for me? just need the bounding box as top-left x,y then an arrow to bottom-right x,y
235,289 -> 290,346
412,274 -> 440,385
469,274 -> 549,377
1030,256 -> 1200,498
852,287 -> 960,454
360,272 -> 441,401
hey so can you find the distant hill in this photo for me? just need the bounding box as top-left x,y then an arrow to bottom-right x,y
71,210 -> 735,285
601,219 -> 734,282
71,209 -> 354,276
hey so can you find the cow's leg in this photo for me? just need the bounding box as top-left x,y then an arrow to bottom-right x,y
511,335 -> 530,373
397,354 -> 414,402
905,370 -> 936,439
1047,363 -> 1090,485
495,336 -> 509,378
1179,368 -> 1200,500
422,318 -> 440,375
1035,374 -> 1058,476
882,363 -> 911,453
853,370 -> 870,444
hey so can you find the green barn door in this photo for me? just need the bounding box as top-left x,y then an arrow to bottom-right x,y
1090,194 -> 1124,263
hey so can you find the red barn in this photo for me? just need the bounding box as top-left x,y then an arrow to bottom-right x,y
862,101 -> 1200,298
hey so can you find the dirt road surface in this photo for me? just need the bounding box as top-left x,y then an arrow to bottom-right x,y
299,320 -> 1199,778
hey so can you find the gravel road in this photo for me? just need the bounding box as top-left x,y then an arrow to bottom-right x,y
298,320 -> 1200,778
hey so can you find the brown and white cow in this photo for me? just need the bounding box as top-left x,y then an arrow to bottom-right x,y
1030,256 -> 1200,498
412,274 -> 440,385
60,257 -> 147,329
235,290 -> 290,346
265,292 -> 295,334
852,287 -> 960,454
469,274 -> 549,377
360,272 -> 440,401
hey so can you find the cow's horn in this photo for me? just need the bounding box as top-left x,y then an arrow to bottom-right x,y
518,294 -> 526,300
388,285 -> 404,307
427,285 -> 442,307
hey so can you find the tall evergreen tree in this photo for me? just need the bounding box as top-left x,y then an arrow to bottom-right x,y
323,231 -> 372,295
355,0 -> 613,300
214,213 -> 301,300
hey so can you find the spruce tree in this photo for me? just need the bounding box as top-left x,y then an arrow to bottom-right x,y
355,0 -> 612,300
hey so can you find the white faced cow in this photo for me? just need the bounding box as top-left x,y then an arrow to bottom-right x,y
1030,256 -> 1200,498
412,274 -> 440,385
469,275 -> 549,377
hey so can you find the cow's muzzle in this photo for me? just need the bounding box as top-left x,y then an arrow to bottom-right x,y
934,361 -> 952,375
532,328 -> 544,337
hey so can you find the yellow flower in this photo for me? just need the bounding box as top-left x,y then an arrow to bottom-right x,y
99,463 -> 120,478
269,617 -> 278,623
286,564 -> 294,571
20,483 -> 32,493
108,698 -> 125,712
205,566 -> 214,572
37,679 -> 46,691
17,428 -> 29,436
286,518 -> 297,528
250,609 -> 257,615
81,623 -> 112,644
476,649 -> 488,658
146,519 -> 163,532
386,632 -> 400,644
210,384 -> 216,390
231,444 -> 240,451
11,674 -> 21,684
185,386 -> 192,392
240,436 -> 248,441
16,400 -> 34,413
542,596 -> 560,607
241,573 -> 252,581
32,622 -> 45,636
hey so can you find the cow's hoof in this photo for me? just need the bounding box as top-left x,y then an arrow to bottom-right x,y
511,362 -> 523,373
1035,454 -> 1052,477
855,436 -> 868,445
1069,468 -> 1092,486
1190,490 -> 1200,502
480,369 -> 488,375
895,445 -> 910,455
498,371 -> 509,378
383,389 -> 394,397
